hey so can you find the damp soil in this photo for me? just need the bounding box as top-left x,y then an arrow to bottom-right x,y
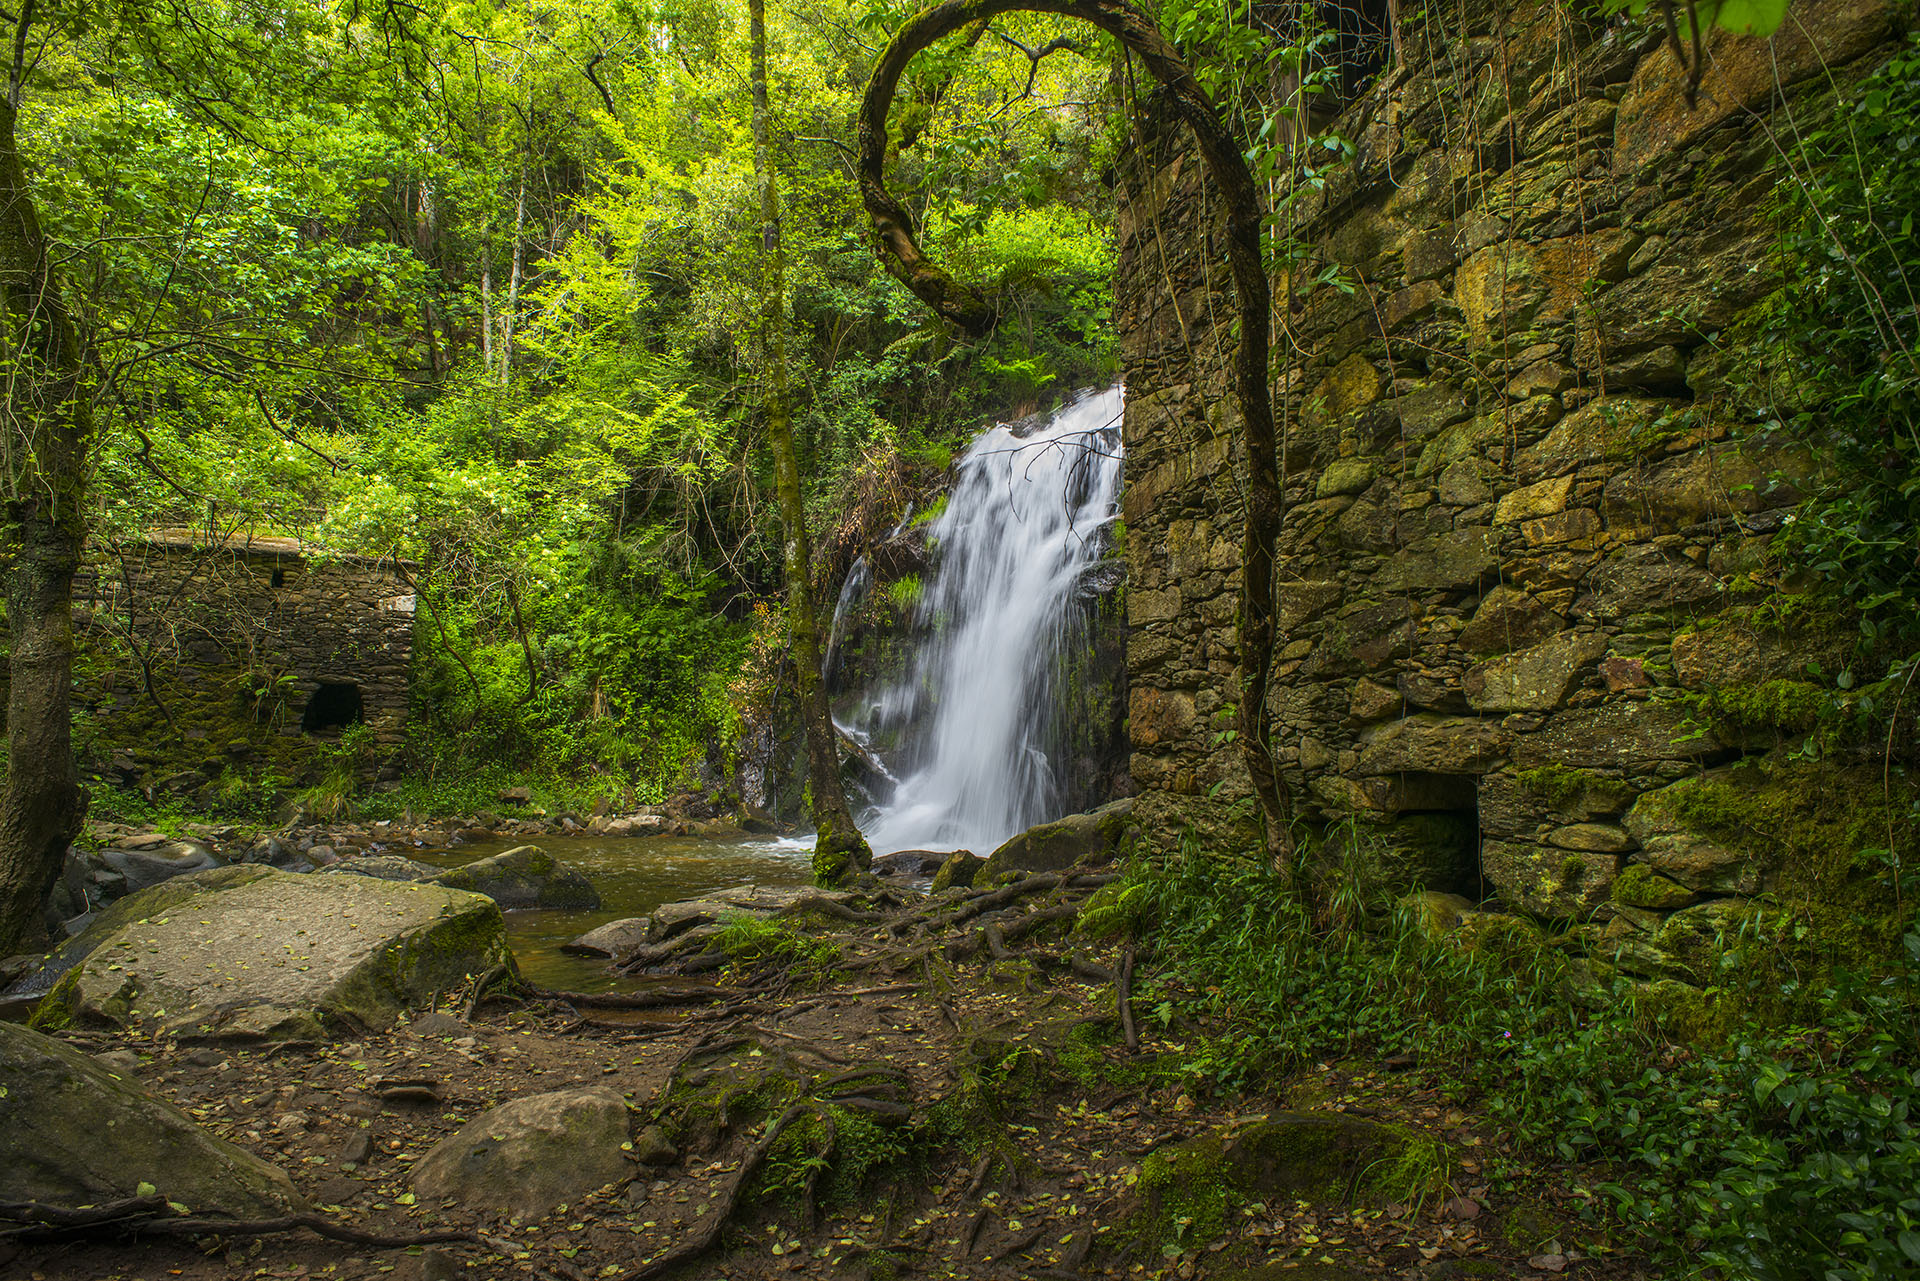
5,879 -> 1657,1281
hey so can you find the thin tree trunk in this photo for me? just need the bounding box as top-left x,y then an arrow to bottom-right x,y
479,229 -> 494,373
750,0 -> 871,885
0,72 -> 92,951
500,163 -> 528,386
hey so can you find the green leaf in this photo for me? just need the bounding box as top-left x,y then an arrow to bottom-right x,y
1710,0 -> 1790,35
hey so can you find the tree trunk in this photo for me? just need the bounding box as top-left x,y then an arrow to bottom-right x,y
856,0 -> 1293,867
0,84 -> 92,953
500,163 -> 528,386
750,0 -> 872,886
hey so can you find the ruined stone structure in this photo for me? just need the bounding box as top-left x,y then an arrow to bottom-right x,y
73,531 -> 416,780
1117,0 -> 1914,989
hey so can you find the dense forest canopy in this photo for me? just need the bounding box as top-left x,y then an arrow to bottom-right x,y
8,0 -> 1121,805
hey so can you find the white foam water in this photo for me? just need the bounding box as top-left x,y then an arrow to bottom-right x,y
837,386 -> 1124,855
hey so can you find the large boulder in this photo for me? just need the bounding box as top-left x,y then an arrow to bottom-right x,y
319,855 -> 439,882
0,1021 -> 301,1214
97,839 -> 225,894
411,1087 -> 631,1220
426,845 -> 600,911
33,865 -> 511,1041
980,798 -> 1134,881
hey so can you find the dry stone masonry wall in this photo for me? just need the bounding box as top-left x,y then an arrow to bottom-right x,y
73,531 -> 416,785
1116,0 -> 1916,991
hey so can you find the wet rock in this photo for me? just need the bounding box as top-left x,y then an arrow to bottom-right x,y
931,851 -> 985,891
33,865 -> 510,1041
1482,839 -> 1620,918
96,840 -> 224,895
0,1021 -> 302,1215
319,854 -> 439,882
562,917 -> 652,958
411,1087 -> 630,1220
871,849 -> 947,880
981,798 -> 1135,880
425,845 -> 601,911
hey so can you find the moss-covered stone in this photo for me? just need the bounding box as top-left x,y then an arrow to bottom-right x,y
426,844 -> 600,910
980,797 -> 1134,880
1610,863 -> 1699,910
0,1020 -> 303,1214
931,850 -> 984,891
33,865 -> 510,1040
1125,1112 -> 1449,1254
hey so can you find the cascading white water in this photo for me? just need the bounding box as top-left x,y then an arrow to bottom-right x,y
837,386 -> 1124,855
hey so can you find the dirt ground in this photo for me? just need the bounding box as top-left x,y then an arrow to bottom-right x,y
4,885 -> 1653,1281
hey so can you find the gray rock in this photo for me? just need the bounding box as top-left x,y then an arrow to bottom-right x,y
34,865 -> 511,1041
411,1087 -> 631,1219
96,840 -> 223,894
981,798 -> 1135,880
1624,783 -> 1763,893
870,850 -> 947,879
426,845 -> 600,911
0,1021 -> 301,1215
319,855 -> 439,882
561,918 -> 652,958
410,1012 -> 469,1038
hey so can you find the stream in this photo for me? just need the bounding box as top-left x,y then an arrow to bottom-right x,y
411,833 -> 814,991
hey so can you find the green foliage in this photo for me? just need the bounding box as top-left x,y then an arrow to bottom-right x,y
714,913 -> 840,985
1137,829 -> 1920,1280
1739,39 -> 1920,669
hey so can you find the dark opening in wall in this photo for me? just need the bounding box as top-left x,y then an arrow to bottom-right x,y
301,681 -> 363,733
270,568 -> 286,588
1355,772 -> 1483,900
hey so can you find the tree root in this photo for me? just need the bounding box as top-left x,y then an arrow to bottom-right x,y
0,1197 -> 479,1248
525,984 -> 741,1009
1117,945 -> 1139,1054
616,1102 -> 821,1281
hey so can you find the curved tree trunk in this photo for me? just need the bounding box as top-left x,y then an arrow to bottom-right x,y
0,86 -> 92,952
753,0 -> 873,885
856,0 -> 1292,866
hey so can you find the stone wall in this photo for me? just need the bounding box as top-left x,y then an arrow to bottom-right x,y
72,531 -> 416,784
1116,0 -> 1915,981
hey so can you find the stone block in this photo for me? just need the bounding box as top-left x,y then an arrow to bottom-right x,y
1380,527 -> 1499,592
1458,585 -> 1565,656
1493,475 -> 1574,525
1482,838 -> 1619,918
1347,678 -> 1404,721
1623,783 -> 1765,893
1355,715 -> 1510,776
1515,396 -> 1678,482
1511,700 -> 1720,770
1614,0 -> 1900,172
1465,632 -> 1609,713
1317,457 -> 1377,499
1130,687 -> 1197,747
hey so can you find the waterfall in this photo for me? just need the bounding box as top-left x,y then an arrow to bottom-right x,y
834,386 -> 1125,855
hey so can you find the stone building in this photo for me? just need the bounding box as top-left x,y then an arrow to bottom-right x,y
73,530 -> 416,779
1114,0 -> 1913,993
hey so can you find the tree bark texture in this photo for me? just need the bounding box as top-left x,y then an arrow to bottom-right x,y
752,0 -> 873,885
0,89 -> 92,952
857,0 -> 1292,865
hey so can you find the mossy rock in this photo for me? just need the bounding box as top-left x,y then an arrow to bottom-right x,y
426,844 -> 600,910
980,797 -> 1134,880
1124,1112 -> 1449,1255
932,850 -> 984,891
32,865 -> 510,1040
1,1020 -> 303,1214
1610,863 -> 1698,910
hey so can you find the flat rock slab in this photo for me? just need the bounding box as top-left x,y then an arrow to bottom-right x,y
35,865 -> 510,1041
982,798 -> 1134,880
318,855 -> 441,882
412,1087 -> 630,1220
0,1021 -> 301,1215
